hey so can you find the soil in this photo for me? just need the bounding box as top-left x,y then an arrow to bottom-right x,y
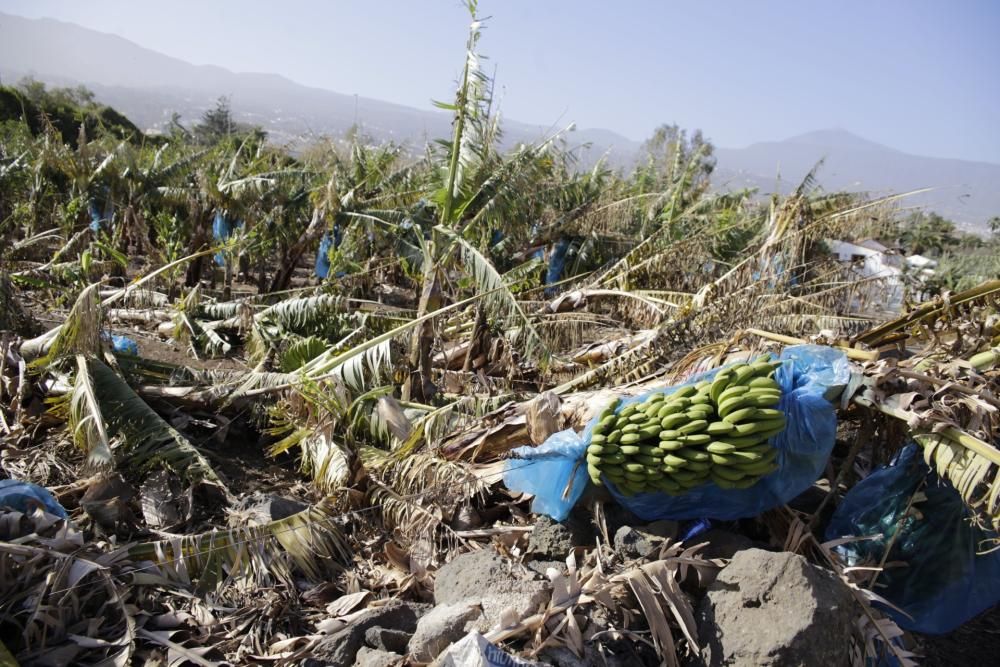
918,605 -> 1000,666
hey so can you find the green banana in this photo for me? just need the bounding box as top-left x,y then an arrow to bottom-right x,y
710,370 -> 734,403
678,419 -> 708,434
662,454 -> 690,468
677,433 -> 712,446
722,407 -> 759,424
706,421 -> 735,435
660,413 -> 688,429
711,465 -> 747,481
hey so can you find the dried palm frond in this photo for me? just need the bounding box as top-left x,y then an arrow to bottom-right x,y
854,279 -> 1000,347
270,428 -> 351,493
0,509 -> 133,667
361,448 -> 489,549
67,354 -> 113,469
26,283 -> 103,366
129,498 -> 350,587
839,367 -> 995,542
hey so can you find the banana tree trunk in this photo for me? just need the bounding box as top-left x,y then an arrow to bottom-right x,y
402,261 -> 441,403
184,210 -> 211,287
269,208 -> 324,293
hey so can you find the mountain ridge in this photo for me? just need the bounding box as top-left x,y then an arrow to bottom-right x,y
1,11 -> 996,230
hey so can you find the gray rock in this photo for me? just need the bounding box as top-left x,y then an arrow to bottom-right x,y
614,525 -> 669,559
540,644 -> 642,667
363,626 -> 411,654
434,549 -> 551,632
354,646 -> 400,667
696,528 -> 755,560
528,516 -> 575,558
697,548 -> 854,666
235,492 -> 307,527
525,559 -> 567,579
306,600 -> 421,666
408,602 -> 482,662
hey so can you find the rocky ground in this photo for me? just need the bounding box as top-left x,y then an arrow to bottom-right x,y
294,501 -> 905,667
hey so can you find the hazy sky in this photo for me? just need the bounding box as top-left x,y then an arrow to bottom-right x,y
2,0 -> 998,163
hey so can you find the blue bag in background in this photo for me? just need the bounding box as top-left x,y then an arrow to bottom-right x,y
212,212 -> 243,267
99,330 -> 139,355
544,238 -> 571,297
504,345 -> 849,522
315,232 -> 333,278
110,334 -> 139,355
825,444 -> 1000,635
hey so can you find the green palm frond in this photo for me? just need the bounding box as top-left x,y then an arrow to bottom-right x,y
279,336 -> 330,372
87,357 -> 225,490
438,226 -> 550,367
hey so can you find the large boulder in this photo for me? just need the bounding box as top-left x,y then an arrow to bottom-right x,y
697,548 -> 855,666
434,549 -> 551,632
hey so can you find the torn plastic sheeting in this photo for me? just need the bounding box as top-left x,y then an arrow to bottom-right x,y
434,631 -> 543,667
825,444 -> 1000,635
504,344 -> 848,522
0,479 -> 68,519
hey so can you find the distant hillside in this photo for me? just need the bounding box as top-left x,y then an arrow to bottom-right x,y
1,11 -> 997,231
0,11 -> 638,164
713,130 -> 1000,233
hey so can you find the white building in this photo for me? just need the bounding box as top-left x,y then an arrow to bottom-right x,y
826,239 -> 905,313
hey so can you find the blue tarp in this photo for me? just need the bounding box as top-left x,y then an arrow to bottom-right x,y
826,444 -> 1000,634
504,345 -> 848,522
0,479 -> 68,518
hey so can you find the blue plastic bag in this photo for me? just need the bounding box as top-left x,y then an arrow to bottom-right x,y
825,444 -> 1000,634
315,232 -> 333,278
213,212 -> 244,266
99,331 -> 139,355
0,479 -> 68,518
504,345 -> 848,522
544,238 -> 570,296
110,334 -> 139,355
88,195 -> 113,232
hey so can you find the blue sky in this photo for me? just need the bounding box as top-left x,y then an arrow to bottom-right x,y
2,0 -> 998,162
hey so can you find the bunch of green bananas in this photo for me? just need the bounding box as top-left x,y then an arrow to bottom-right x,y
586,356 -> 786,496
